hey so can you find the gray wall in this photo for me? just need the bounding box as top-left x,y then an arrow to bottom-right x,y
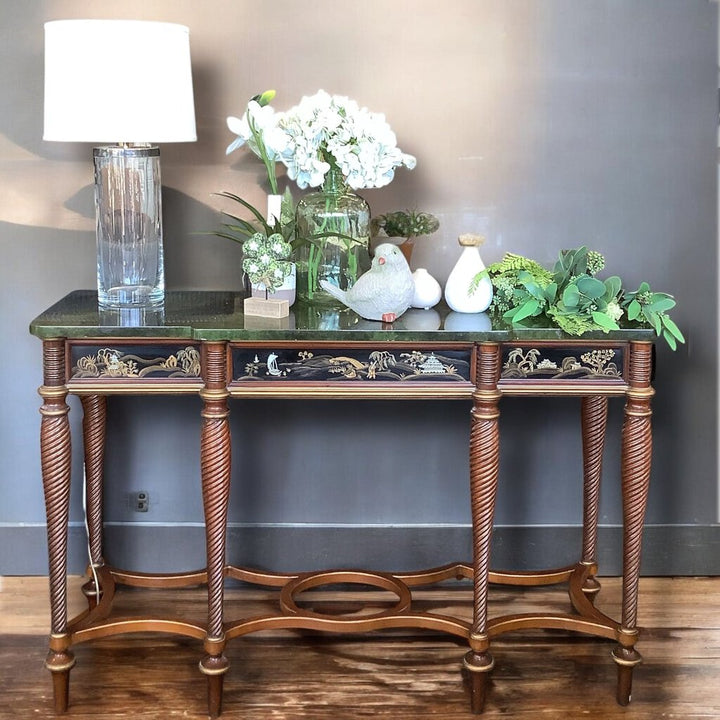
1,1 -> 717,576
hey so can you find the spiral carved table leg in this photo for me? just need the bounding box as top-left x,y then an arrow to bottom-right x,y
613,342 -> 654,706
39,339 -> 75,712
464,343 -> 502,714
198,342 -> 231,718
580,395 -> 608,601
80,395 -> 107,610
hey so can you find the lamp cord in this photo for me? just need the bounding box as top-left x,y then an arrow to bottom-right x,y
82,463 -> 101,597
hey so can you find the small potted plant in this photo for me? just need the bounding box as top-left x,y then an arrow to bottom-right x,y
371,209 -> 440,263
241,231 -> 294,318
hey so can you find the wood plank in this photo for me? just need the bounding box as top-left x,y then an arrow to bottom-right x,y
1,577 -> 718,718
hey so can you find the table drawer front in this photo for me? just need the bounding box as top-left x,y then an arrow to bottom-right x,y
500,343 -> 626,383
68,342 -> 202,381
231,345 -> 473,385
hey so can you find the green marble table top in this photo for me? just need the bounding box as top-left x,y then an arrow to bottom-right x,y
29,290 -> 655,343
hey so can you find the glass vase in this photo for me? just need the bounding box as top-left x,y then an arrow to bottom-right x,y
294,167 -> 371,307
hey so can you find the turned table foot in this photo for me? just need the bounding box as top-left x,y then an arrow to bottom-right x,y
200,650 -> 230,718
45,646 -> 75,713
464,649 -> 495,713
613,644 -> 642,705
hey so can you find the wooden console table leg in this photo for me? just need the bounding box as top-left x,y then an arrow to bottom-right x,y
39,339 -> 75,712
580,395 -> 608,601
464,342 -> 502,714
613,342 -> 654,705
198,342 -> 231,718
80,395 -> 107,609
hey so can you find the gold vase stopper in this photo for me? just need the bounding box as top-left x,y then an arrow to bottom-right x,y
458,233 -> 486,247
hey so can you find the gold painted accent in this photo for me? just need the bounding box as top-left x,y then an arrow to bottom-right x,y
198,661 -> 229,676
503,346 -> 622,380
66,381 -> 203,395
45,657 -> 76,672
72,346 -> 201,380
472,410 -> 501,421
618,627 -> 640,641
203,634 -> 226,651
228,385 -> 474,400
49,633 -> 70,646
499,383 -> 628,397
463,654 -> 495,673
38,386 -> 67,399
470,632 -> 489,642
237,348 -> 469,383
201,409 -> 231,420
473,389 -> 502,401
39,407 -> 70,417
626,387 -> 655,400
199,388 -> 230,401
624,408 -> 653,418
612,652 -> 643,667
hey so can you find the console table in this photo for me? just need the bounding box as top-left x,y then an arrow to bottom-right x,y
30,290 -> 655,716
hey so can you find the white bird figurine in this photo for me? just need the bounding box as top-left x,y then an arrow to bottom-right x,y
320,243 -> 415,322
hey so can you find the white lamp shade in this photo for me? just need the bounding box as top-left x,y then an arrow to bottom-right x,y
44,19 -> 197,143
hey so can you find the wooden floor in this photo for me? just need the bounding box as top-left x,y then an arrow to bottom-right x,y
1,576 -> 719,719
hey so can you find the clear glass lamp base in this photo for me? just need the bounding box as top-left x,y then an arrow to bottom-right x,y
94,145 -> 165,308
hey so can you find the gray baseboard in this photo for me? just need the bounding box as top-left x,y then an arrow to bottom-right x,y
2,524 -> 718,577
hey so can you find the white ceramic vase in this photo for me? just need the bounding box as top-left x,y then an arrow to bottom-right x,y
411,268 -> 442,309
444,235 -> 493,313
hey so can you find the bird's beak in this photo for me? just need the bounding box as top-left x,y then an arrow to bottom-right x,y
378,257 -> 386,265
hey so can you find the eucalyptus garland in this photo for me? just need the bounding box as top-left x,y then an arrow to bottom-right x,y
482,246 -> 684,350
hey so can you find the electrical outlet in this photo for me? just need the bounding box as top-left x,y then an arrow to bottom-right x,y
131,491 -> 150,512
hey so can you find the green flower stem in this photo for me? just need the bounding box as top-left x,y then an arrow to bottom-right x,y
307,242 -> 318,299
248,112 -> 278,194
346,241 -> 358,284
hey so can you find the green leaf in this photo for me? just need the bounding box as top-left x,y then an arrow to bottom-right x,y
662,329 -> 677,351
661,315 -> 685,344
627,299 -> 641,321
511,299 -> 541,323
649,295 -> 676,313
521,280 -> 545,302
572,246 -> 588,275
603,276 -> 622,300
544,282 -> 558,303
637,281 -> 650,294
592,311 -> 620,331
562,284 -> 580,307
576,276 -> 606,299
215,191 -> 270,231
220,213 -> 259,237
642,306 -> 663,335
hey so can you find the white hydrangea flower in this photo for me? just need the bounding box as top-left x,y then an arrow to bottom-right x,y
274,90 -> 415,189
226,90 -> 415,191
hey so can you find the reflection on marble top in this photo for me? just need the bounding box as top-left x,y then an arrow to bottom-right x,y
29,290 -> 655,343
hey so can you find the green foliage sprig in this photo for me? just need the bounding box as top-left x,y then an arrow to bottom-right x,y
483,246 -> 684,350
371,210 -> 440,240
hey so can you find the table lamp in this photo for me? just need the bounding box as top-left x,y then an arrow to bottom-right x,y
43,19 -> 197,308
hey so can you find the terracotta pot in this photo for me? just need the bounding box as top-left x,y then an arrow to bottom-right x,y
399,239 -> 414,264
